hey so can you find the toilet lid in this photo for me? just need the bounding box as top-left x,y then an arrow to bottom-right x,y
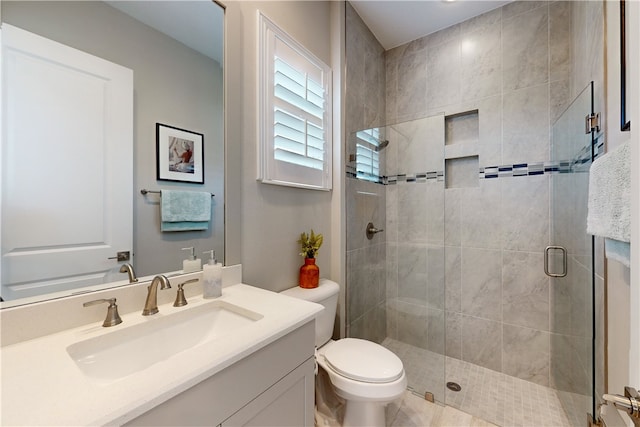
323,338 -> 404,383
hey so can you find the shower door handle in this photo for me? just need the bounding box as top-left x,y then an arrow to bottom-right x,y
544,246 -> 567,278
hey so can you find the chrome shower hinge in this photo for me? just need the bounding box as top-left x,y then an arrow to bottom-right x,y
586,113 -> 601,134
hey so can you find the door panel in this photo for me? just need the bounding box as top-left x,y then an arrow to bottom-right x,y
549,82 -> 598,421
1,24 -> 133,300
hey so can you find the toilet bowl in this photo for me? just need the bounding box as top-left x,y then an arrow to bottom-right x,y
281,279 -> 407,427
317,338 -> 407,426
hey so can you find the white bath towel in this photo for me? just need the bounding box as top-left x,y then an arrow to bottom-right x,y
586,140 -> 631,266
587,140 -> 631,241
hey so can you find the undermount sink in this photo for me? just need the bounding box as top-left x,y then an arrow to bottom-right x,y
66,300 -> 263,383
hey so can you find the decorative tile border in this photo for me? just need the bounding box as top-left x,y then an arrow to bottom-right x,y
385,171 -> 444,184
480,161 -> 572,179
348,146 -> 601,185
480,142 -> 600,179
346,169 -> 445,185
346,170 -> 384,184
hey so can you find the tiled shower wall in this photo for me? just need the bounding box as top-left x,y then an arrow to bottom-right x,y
384,2 -> 576,388
345,2 -> 387,342
345,0 -> 605,404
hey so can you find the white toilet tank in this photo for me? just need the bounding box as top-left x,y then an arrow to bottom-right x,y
281,279 -> 339,348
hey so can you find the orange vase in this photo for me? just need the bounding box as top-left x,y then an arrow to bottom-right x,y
299,258 -> 319,288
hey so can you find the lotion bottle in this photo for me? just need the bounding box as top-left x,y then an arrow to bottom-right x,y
202,250 -> 222,298
181,247 -> 201,273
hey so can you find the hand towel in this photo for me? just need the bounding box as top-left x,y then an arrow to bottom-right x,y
586,140 -> 631,266
160,189 -> 211,232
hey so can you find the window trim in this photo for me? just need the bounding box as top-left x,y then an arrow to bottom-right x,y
257,11 -> 333,191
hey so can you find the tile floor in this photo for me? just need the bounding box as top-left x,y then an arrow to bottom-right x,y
388,391 -> 498,427
383,338 -> 588,427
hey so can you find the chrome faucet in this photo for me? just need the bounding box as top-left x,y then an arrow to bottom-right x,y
142,275 -> 171,315
119,263 -> 138,283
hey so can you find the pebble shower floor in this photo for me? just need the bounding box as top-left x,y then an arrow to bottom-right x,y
382,338 -> 587,427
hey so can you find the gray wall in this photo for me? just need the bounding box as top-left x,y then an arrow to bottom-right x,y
3,1 -> 225,276
225,1 -> 337,292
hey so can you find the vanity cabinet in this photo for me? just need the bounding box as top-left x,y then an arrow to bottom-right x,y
221,358 -> 314,426
126,320 -> 315,427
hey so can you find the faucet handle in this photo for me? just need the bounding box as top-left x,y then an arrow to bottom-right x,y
173,279 -> 199,307
83,298 -> 123,327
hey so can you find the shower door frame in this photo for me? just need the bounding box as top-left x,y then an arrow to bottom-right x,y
549,80 -> 599,421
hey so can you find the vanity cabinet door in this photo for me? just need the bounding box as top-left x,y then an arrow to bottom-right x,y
221,357 -> 314,427
125,321 -> 315,427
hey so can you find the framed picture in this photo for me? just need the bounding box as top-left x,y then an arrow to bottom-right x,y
156,123 -> 204,184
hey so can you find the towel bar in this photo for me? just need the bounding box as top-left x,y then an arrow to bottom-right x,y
140,189 -> 214,197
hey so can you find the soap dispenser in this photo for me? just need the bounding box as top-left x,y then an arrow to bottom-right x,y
182,247 -> 201,273
202,250 -> 222,299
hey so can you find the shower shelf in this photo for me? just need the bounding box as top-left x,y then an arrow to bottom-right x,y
444,143 -> 477,160
445,156 -> 479,189
444,109 -> 480,189
445,109 -> 479,147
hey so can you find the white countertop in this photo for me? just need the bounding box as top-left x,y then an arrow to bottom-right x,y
0,283 -> 322,426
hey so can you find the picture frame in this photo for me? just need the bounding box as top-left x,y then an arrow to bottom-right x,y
156,123 -> 204,184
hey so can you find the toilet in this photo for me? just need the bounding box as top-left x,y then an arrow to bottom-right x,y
281,279 -> 407,427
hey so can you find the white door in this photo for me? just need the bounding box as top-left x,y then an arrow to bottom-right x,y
1,24 -> 133,301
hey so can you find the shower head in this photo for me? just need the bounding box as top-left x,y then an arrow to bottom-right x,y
374,139 -> 390,152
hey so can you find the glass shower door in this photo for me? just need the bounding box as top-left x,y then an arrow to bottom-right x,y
382,115 -> 446,403
345,114 -> 446,403
549,81 -> 600,425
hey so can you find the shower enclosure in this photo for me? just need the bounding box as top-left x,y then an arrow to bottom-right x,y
345,82 -> 601,426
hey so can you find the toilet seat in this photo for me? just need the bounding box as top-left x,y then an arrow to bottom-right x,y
322,338 -> 404,384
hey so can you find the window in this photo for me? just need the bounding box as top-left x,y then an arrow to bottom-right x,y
258,12 -> 332,190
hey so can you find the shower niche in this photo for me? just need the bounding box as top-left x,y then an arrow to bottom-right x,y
445,109 -> 479,146
444,109 -> 479,189
445,156 -> 478,189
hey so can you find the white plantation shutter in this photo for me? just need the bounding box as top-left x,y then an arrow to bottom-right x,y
258,12 -> 332,190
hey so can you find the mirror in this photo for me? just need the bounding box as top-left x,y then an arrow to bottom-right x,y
1,1 -> 225,307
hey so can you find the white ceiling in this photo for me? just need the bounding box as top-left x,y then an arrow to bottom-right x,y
105,1 -> 510,65
350,0 -> 512,50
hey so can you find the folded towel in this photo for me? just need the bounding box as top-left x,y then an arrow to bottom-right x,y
586,140 -> 631,242
160,189 -> 211,232
605,238 -> 630,268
